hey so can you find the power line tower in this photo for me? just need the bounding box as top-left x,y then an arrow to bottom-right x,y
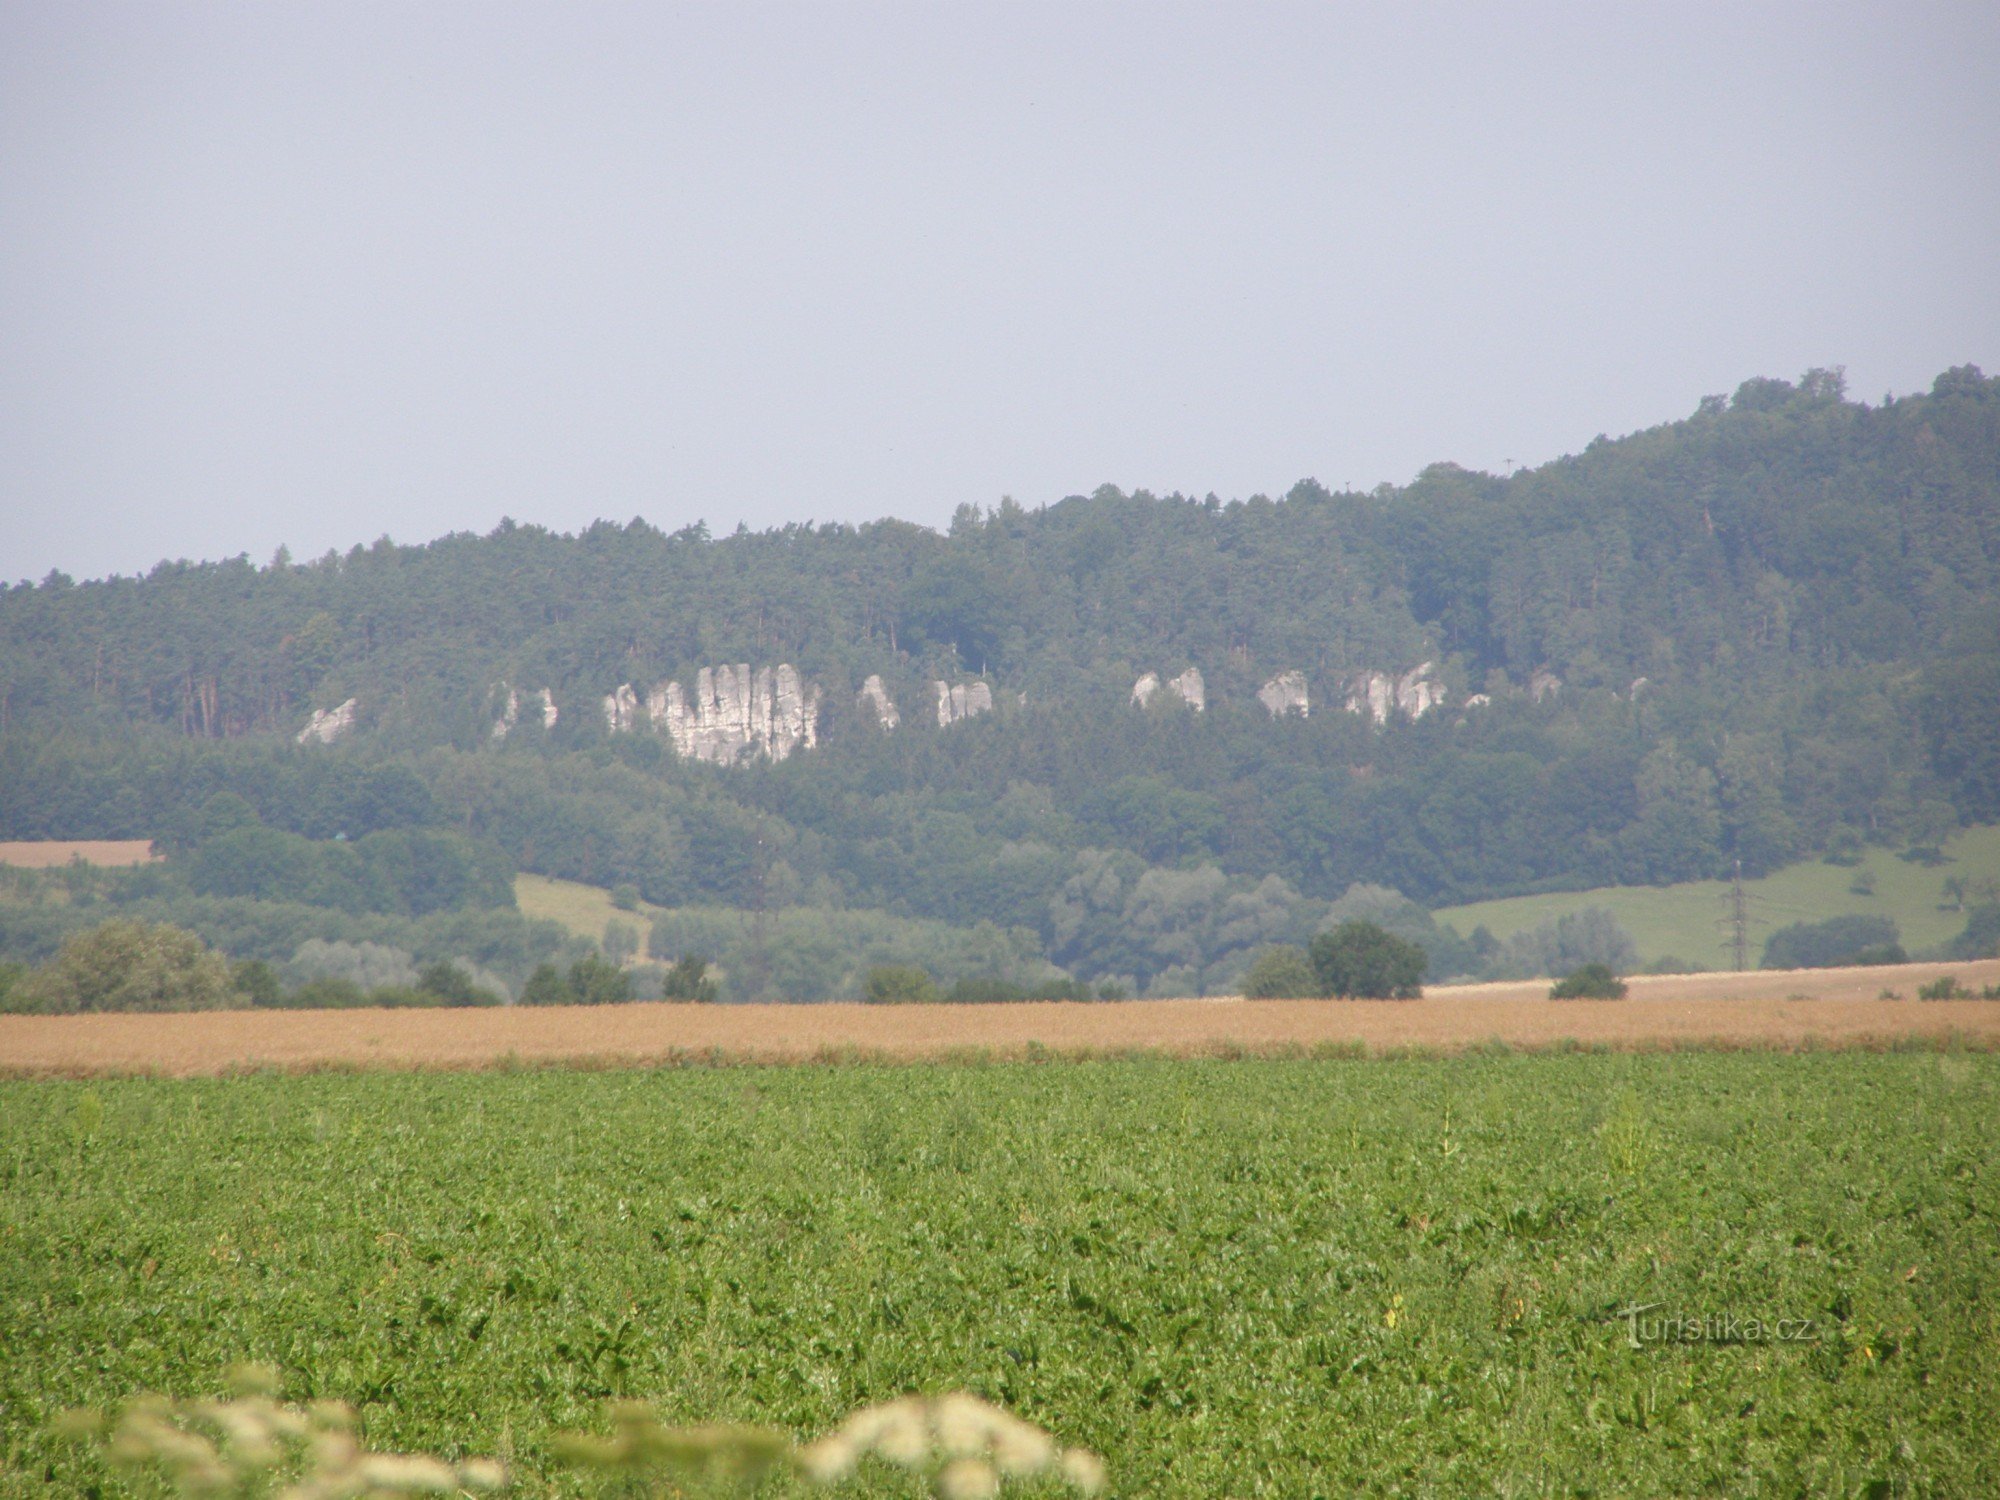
747,827 -> 770,1000
1721,859 -> 1751,972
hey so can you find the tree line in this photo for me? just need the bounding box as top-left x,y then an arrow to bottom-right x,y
2,366 -> 1997,995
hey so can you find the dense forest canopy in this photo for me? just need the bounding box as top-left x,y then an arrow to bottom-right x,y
3,366 -> 1998,997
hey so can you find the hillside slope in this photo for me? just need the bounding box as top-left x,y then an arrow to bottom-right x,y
3,367 -> 1998,994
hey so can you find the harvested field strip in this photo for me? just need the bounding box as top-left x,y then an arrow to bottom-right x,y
0,839 -> 159,868
4,959 -> 1998,1076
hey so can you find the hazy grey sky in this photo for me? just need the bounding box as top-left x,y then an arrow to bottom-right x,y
3,2 -> 1996,583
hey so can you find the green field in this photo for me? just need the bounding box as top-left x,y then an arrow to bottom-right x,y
516,871 -> 660,942
3,1053 -> 1996,1495
1435,824 -> 2000,970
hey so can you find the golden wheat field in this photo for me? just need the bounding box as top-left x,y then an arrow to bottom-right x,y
3,959 -> 1997,1076
0,839 -> 160,868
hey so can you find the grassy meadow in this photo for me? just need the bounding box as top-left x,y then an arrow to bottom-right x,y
1435,823 -> 2000,970
515,872 -> 658,942
3,1051 -> 1996,1496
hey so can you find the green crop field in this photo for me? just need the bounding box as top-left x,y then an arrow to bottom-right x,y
1435,823 -> 2000,970
3,1052 -> 1996,1495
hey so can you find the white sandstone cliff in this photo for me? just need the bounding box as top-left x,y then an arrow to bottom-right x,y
492,686 -> 558,739
602,664 -> 820,764
934,679 -> 994,727
297,698 -> 358,746
858,674 -> 900,731
1343,662 -> 1446,725
1257,671 -> 1309,718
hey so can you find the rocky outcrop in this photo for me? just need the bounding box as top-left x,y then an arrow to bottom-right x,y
1344,662 -> 1445,725
934,679 -> 993,727
1133,668 -> 1205,711
1529,669 -> 1563,703
658,664 -> 820,765
492,686 -> 557,739
1167,667 -> 1205,712
297,698 -> 357,745
1462,693 -> 1491,710
602,683 -> 640,733
1257,671 -> 1309,718
601,664 -> 820,764
858,674 -> 899,732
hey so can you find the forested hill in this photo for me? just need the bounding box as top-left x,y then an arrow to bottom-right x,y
6,363 -> 1998,741
3,366 -> 1998,996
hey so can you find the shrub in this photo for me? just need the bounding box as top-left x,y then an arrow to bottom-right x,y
1844,943 -> 1908,967
229,958 -> 283,1006
1641,955 -> 1702,975
1240,945 -> 1317,999
602,919 -> 639,965
1550,963 -> 1628,999
610,883 -> 641,912
660,955 -> 719,1003
1320,884 -> 1480,981
415,960 -> 502,1007
285,939 -> 418,993
1484,908 -> 1637,981
11,920 -> 242,1013
280,976 -> 369,1009
1917,974 -> 1973,1001
567,953 -> 634,1006
519,962 -> 570,1006
943,976 -> 1097,1003
1945,903 -> 2000,960
364,984 -> 443,1009
1308,921 -> 1425,999
1761,915 -> 1900,970
864,964 -> 940,1004
516,954 -> 635,1006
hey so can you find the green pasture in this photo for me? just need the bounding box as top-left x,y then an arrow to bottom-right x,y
2,1052 -> 1995,1495
516,872 -> 657,942
1435,823 -> 2000,970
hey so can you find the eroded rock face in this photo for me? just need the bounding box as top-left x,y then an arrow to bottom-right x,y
659,663 -> 820,765
1257,671 -> 1309,718
858,674 -> 900,731
1530,669 -> 1563,703
492,686 -> 557,739
297,698 -> 357,745
602,664 -> 820,764
1168,667 -> 1205,712
1344,662 -> 1445,725
934,679 -> 994,727
1134,668 -> 1204,711
602,683 -> 640,733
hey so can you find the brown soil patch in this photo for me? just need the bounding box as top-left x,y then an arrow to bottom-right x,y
4,959 -> 1997,1078
0,840 -> 160,869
